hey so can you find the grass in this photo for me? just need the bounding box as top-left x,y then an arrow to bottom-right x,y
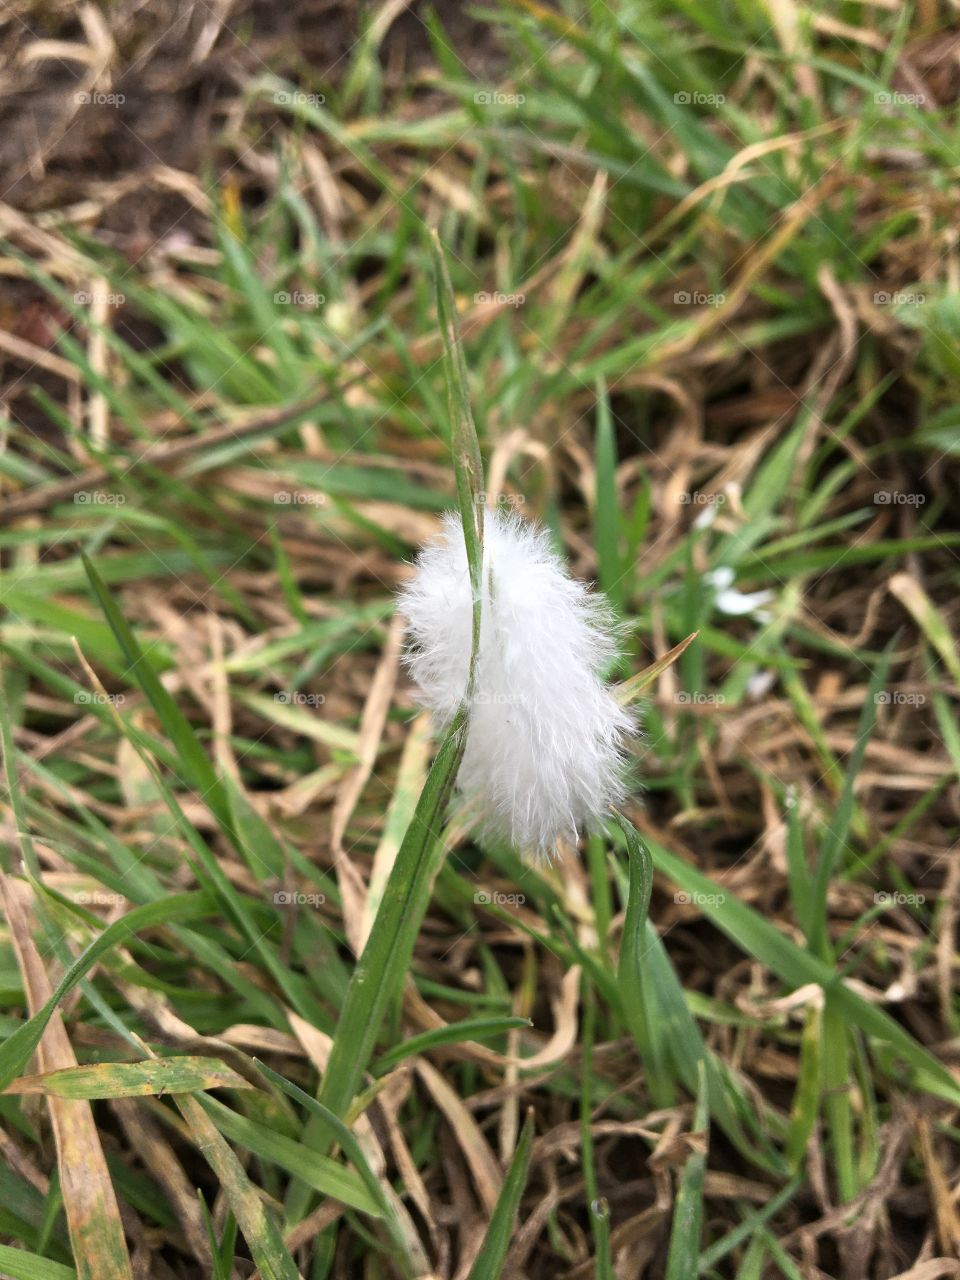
1,0 -> 959,1275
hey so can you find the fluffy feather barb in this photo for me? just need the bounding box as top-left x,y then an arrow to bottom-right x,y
397,510 -> 635,858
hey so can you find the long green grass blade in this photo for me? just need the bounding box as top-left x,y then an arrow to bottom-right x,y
0,1246 -> 77,1280
666,1061 -> 709,1279
466,1110 -> 534,1280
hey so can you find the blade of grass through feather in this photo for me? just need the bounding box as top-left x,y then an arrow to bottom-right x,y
287,231 -> 486,1220
429,228 -> 483,688
285,711 -> 467,1224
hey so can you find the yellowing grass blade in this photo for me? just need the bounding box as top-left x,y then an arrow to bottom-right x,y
176,1093 -> 305,1280
4,1056 -> 251,1099
615,632 -> 700,706
0,875 -> 133,1280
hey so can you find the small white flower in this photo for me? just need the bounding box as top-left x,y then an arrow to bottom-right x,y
397,510 -> 635,859
704,566 -> 775,618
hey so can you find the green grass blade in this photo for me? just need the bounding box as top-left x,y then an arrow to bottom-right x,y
0,1246 -> 77,1280
580,983 -> 612,1280
79,552 -> 230,832
176,1094 -> 304,1280
372,1016 -> 531,1074
785,1004 -> 823,1170
594,379 -> 623,611
255,1061 -> 417,1277
315,715 -> 465,1119
614,815 -> 672,1106
466,1109 -> 534,1280
808,640 -> 893,957
697,1174 -> 803,1273
200,1096 -> 381,1216
284,714 -> 467,1222
666,1060 -> 709,1280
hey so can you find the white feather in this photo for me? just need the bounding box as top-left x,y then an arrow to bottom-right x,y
397,509 -> 635,858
